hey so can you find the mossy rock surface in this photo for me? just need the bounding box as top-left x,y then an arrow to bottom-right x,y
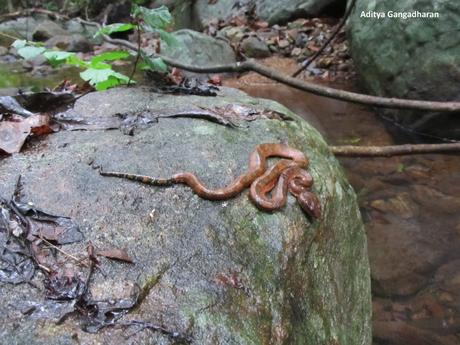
161,29 -> 236,67
348,0 -> 460,139
0,87 -> 371,344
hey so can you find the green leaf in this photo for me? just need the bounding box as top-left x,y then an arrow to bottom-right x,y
88,61 -> 112,69
96,23 -> 135,37
91,51 -> 130,65
94,76 -> 123,91
80,68 -> 130,89
133,5 -> 172,30
143,55 -> 168,73
66,54 -> 88,68
43,51 -> 75,67
155,29 -> 179,47
12,39 -> 27,49
17,46 -> 46,60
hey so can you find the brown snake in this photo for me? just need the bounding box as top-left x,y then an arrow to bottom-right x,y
99,143 -> 321,218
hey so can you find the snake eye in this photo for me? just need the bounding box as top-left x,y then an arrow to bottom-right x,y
297,191 -> 321,219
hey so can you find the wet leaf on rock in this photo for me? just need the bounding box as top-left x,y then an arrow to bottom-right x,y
82,288 -> 140,333
45,272 -> 86,300
0,115 -> 33,154
97,248 -> 134,263
14,201 -> 83,245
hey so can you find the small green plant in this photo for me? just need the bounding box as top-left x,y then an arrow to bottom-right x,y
11,5 -> 178,91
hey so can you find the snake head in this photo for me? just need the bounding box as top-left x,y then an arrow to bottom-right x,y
297,191 -> 321,219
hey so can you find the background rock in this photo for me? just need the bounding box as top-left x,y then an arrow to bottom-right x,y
348,0 -> 460,139
240,36 -> 271,58
178,0 -> 346,28
45,34 -> 93,52
161,29 -> 237,67
256,0 -> 345,25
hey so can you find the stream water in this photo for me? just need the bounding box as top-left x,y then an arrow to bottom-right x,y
1,60 -> 459,344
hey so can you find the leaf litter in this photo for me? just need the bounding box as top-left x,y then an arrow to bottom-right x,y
0,176 -> 189,342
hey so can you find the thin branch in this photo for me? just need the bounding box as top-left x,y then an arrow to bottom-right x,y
128,22 -> 141,86
330,142 -> 460,157
292,0 -> 357,77
40,237 -> 90,267
78,18 -> 460,113
0,8 -> 70,22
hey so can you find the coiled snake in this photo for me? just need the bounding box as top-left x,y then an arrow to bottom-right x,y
99,143 -> 321,218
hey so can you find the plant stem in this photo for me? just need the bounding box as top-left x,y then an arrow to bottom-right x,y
128,22 -> 141,86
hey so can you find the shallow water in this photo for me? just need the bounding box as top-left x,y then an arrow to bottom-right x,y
232,82 -> 460,345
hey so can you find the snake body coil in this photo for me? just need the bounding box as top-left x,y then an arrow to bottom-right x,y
100,143 -> 321,218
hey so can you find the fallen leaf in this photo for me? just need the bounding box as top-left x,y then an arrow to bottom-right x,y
97,248 -> 134,263
207,74 -> 222,86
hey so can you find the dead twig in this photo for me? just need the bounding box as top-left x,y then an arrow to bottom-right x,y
40,237 -> 90,268
330,142 -> 460,157
292,0 -> 357,77
77,18 -> 460,113
128,22 -> 141,86
0,8 -> 70,22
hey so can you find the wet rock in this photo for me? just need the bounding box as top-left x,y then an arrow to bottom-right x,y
348,0 -> 460,139
278,39 -> 290,49
64,19 -> 102,44
193,0 -> 241,28
367,219 -> 442,297
45,34 -> 93,53
0,46 -> 8,56
0,17 -> 38,40
256,0 -> 345,25
411,185 -> 460,215
161,29 -> 236,68
240,36 -> 271,58
218,26 -> 247,43
32,20 -> 67,41
193,0 -> 346,26
435,260 -> 460,299
370,193 -> 419,219
0,87 -> 371,345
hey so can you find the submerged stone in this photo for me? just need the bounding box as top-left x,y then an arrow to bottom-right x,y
0,87 -> 371,344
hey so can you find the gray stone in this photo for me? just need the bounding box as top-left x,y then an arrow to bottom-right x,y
32,20 -> 67,41
64,19 -> 102,43
161,29 -> 236,67
0,87 -> 371,345
348,0 -> 460,139
45,34 -> 93,53
240,36 -> 271,58
256,0 -> 344,25
0,17 -> 38,40
192,0 -> 346,27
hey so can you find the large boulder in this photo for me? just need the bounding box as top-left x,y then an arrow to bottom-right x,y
161,29 -> 237,67
191,0 -> 346,27
0,16 -> 39,41
255,0 -> 344,25
0,17 -> 101,46
348,1 -> 460,139
0,87 -> 371,344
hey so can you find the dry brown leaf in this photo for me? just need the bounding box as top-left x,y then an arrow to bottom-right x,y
97,248 -> 134,263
